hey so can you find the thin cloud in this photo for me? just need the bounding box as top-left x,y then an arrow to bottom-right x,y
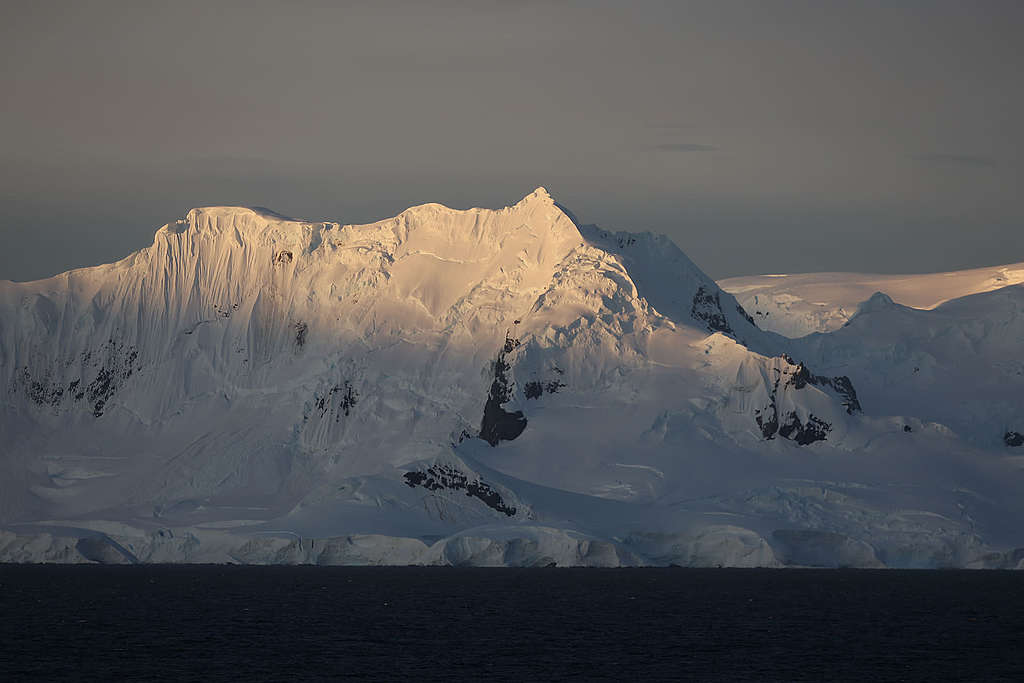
655,143 -> 718,152
913,153 -> 997,169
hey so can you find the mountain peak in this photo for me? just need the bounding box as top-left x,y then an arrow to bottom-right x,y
185,206 -> 298,221
167,206 -> 304,237
856,291 -> 897,315
518,186 -> 554,206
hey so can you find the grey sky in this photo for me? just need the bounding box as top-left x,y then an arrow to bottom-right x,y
2,0 -> 1022,281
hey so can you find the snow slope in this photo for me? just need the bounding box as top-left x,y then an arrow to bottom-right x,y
787,287 -> 1024,450
720,263 -> 1024,337
2,189 -> 1022,567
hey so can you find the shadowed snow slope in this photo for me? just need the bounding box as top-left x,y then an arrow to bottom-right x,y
2,189 -> 1022,567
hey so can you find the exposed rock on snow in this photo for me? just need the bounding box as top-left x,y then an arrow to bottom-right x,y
691,285 -> 734,334
734,353 -> 859,445
11,339 -> 140,417
403,464 -> 517,517
479,333 -> 527,446
783,355 -> 861,414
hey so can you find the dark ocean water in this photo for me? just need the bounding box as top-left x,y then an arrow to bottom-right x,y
1,566 -> 1022,682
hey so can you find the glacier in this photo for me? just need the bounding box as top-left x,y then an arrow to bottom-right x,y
2,188 -> 1022,567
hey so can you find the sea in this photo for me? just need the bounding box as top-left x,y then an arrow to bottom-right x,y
1,565 -> 1022,681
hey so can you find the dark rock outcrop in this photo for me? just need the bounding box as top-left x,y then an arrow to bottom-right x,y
757,403 -> 831,445
523,381 -> 542,400
783,355 -> 862,414
754,356 -> 853,446
479,332 -> 527,446
778,411 -> 832,445
523,377 -> 566,400
294,321 -> 308,348
305,380 -> 359,424
1006,431 -> 1024,447
754,407 -> 781,440
690,285 -> 733,334
12,340 -> 140,417
736,304 -> 756,327
403,464 -> 517,517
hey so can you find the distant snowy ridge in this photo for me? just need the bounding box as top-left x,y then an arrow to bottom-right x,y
719,262 -> 1024,337
2,189 -> 1022,567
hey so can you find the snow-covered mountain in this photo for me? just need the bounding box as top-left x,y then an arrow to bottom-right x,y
720,263 -> 1024,337
720,263 -> 1024,449
2,189 -> 1022,567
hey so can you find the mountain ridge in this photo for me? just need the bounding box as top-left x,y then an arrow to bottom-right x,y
720,261 -> 1024,337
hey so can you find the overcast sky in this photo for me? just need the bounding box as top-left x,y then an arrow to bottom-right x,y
2,0 -> 1022,282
